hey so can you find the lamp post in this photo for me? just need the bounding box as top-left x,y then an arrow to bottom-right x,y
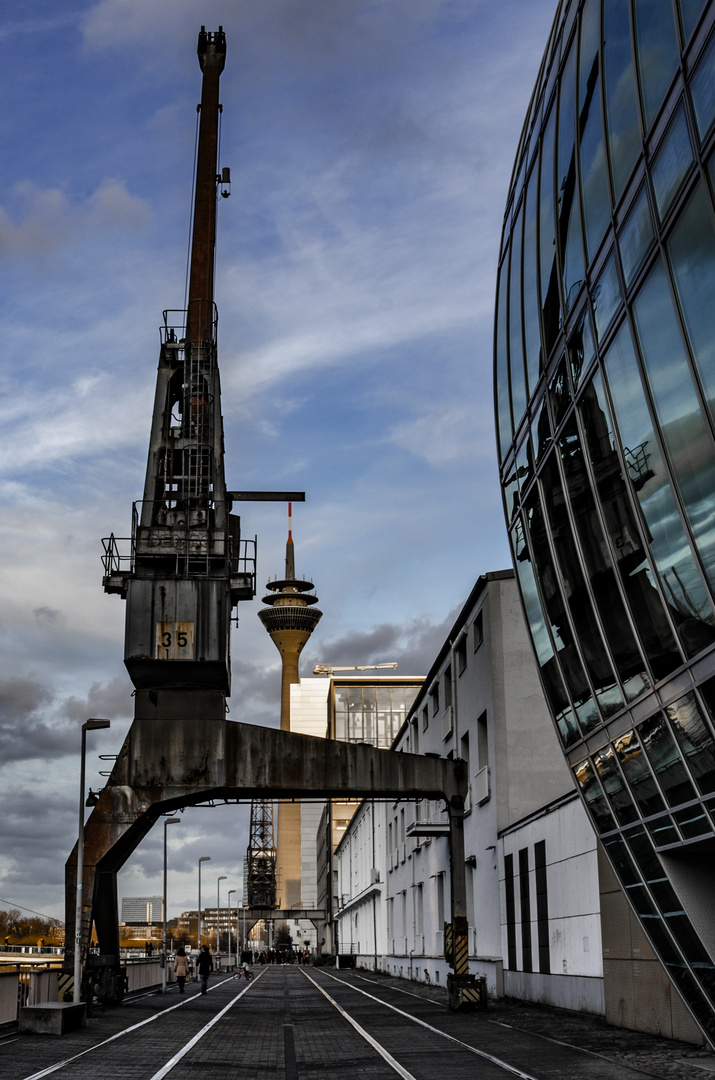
216,872 -> 226,959
197,857 -> 211,950
161,817 -> 180,993
227,889 -> 236,968
74,718 -> 111,1005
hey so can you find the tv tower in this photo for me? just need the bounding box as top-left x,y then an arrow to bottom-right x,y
258,505 -> 322,907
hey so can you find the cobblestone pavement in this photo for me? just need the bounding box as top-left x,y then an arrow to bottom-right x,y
1,967 -> 714,1080
349,970 -> 715,1079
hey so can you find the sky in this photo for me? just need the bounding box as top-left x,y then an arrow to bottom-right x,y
0,0 -> 557,925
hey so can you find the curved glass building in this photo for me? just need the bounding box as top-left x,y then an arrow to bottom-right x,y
494,0 -> 715,1039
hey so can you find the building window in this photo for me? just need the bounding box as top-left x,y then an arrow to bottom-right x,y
519,847 -> 532,973
504,853 -> 517,970
535,840 -> 550,974
421,705 -> 429,732
430,683 -> 440,716
443,665 -> 453,709
477,710 -> 488,771
456,635 -> 467,674
473,610 -> 484,651
415,882 -> 424,938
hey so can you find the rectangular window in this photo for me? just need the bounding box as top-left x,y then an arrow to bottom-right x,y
430,683 -> 440,716
477,711 -> 489,771
456,635 -> 467,674
473,610 -> 484,651
410,717 -> 420,755
436,872 -> 445,929
519,847 -> 533,972
505,853 -> 517,969
534,840 -> 550,974
443,666 -> 453,709
422,705 -> 429,732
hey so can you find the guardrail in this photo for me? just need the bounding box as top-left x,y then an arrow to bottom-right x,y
0,958 -> 173,1025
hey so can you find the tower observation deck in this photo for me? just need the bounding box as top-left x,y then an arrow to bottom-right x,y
258,507 -> 322,731
258,507 -> 322,908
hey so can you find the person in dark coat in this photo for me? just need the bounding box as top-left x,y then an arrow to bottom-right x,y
197,944 -> 213,994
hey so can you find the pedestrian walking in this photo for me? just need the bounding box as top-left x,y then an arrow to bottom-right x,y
197,944 -> 213,994
174,946 -> 189,994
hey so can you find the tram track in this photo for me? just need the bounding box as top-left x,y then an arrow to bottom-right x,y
5,965 -> 698,1080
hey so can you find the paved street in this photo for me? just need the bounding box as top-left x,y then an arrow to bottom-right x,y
2,967 -> 715,1080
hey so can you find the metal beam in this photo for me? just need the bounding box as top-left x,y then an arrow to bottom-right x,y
65,712 -> 468,1001
227,491 -> 305,502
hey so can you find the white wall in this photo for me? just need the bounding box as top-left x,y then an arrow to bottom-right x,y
335,573 -> 604,1008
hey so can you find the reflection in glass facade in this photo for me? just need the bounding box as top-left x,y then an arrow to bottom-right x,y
494,0 -> 715,1039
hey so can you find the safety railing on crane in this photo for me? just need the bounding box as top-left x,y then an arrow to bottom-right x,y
102,502 -> 256,588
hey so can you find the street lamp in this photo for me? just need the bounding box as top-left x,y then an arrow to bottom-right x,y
197,857 -> 211,950
227,889 -> 236,968
161,817 -> 180,993
216,876 -> 227,956
74,718 -> 111,1004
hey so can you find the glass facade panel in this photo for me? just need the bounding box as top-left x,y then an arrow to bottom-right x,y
672,802 -> 713,837
557,39 -> 586,314
579,0 -> 612,259
651,105 -> 693,219
568,309 -> 594,389
532,397 -> 552,467
667,692 -> 715,794
679,0 -> 707,39
615,730 -> 667,816
575,760 -> 617,832
602,833 -> 641,884
524,481 -> 601,730
691,32 -> 715,139
603,0 -> 642,201
541,449 -> 624,716
633,0 -> 679,130
602,322 -> 715,658
618,184 -> 654,287
579,374 -> 682,679
667,183 -> 715,425
496,260 -> 512,460
539,105 -> 561,360
646,813 -> 681,847
639,713 -> 698,807
632,260 -> 715,594
559,415 -> 648,699
509,203 -> 528,425
594,744 -> 639,823
523,166 -> 543,395
510,523 -> 581,747
592,250 -> 621,338
548,357 -> 572,428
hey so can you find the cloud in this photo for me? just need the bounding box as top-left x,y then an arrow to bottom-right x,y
0,179 -> 149,262
388,401 -> 494,468
0,675 -> 130,765
304,606 -> 461,679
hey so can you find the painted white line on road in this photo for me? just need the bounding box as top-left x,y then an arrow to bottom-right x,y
317,969 -> 540,1080
301,969 -> 418,1080
147,973 -> 261,1080
20,975 -> 239,1080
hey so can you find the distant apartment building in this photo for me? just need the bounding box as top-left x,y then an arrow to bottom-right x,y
281,672 -> 423,947
120,896 -> 162,924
